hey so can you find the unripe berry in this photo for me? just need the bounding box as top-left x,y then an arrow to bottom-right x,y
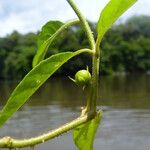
75,70 -> 91,86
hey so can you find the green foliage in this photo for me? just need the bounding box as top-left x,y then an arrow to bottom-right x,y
33,19 -> 79,67
0,31 -> 37,79
0,50 -> 87,127
33,21 -> 64,67
97,0 -> 137,42
126,15 -> 150,38
73,111 -> 102,150
0,15 -> 150,79
4,52 -> 29,79
0,49 -> 6,78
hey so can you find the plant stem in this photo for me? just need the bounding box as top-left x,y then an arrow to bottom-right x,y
0,111 -> 102,148
86,48 -> 100,112
67,0 -> 100,113
67,0 -> 95,50
91,50 -> 100,111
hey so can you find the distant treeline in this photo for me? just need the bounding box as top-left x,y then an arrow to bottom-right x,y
0,15 -> 150,79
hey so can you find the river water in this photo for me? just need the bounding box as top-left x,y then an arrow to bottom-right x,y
0,75 -> 150,150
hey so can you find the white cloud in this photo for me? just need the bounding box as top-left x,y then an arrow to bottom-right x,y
0,0 -> 150,36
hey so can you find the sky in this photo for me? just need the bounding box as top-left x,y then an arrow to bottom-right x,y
0,0 -> 150,37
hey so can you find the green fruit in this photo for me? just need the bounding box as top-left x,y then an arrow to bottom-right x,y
75,70 -> 91,86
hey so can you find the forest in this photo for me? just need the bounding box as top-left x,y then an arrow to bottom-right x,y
0,15 -> 150,79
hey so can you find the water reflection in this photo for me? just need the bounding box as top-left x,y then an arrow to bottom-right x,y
99,75 -> 150,108
0,75 -> 150,150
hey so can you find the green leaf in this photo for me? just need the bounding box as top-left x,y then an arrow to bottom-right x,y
73,111 -> 102,150
97,0 -> 137,41
33,21 -> 64,67
0,50 -> 86,127
32,19 -> 79,67
37,21 -> 63,47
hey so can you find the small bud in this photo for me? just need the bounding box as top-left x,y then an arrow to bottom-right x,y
75,70 -> 91,86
